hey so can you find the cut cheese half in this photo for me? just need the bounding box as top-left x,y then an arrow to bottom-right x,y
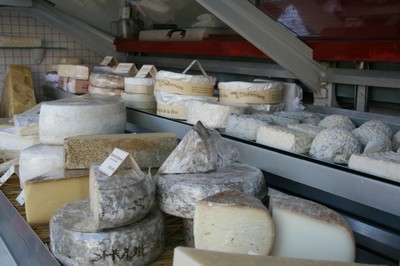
270,191 -> 355,262
194,190 -> 274,255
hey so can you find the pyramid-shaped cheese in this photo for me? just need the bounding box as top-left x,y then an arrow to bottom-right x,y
158,121 -> 239,174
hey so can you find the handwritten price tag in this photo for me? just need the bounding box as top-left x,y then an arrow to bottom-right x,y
99,148 -> 142,176
113,63 -> 138,74
135,65 -> 157,78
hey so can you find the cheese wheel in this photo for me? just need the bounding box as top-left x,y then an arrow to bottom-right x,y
156,162 -> 267,218
125,77 -> 155,94
89,72 -> 125,89
194,190 -> 275,255
121,92 -> 156,109
186,100 -> 247,128
270,191 -> 356,262
89,164 -> 155,230
58,64 -> 89,80
19,144 -> 64,188
39,95 -> 126,145
88,84 -> 123,96
50,200 -> 165,266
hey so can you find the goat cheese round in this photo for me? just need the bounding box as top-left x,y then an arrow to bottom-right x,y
310,128 -> 361,164
318,115 -> 355,131
90,164 -> 155,230
39,95 -> 126,145
353,120 -> 392,152
50,199 -> 165,266
156,162 -> 267,218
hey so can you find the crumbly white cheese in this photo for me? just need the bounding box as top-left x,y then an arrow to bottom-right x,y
19,144 -> 64,188
310,128 -> 361,164
194,190 -> 274,255
186,101 -> 247,128
256,125 -> 314,154
348,151 -> 400,183
318,115 -> 355,131
50,200 -> 165,266
158,122 -> 239,174
225,114 -> 272,140
39,95 -> 126,145
353,120 -> 392,152
270,191 -> 355,262
156,162 -> 266,218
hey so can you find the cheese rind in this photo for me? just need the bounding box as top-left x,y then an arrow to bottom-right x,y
270,191 -> 355,262
24,169 -> 89,225
50,200 -> 165,266
64,132 -> 177,169
156,162 -> 267,218
194,190 -> 274,255
89,164 -> 155,230
39,95 -> 126,145
256,125 -> 314,154
348,151 -> 400,183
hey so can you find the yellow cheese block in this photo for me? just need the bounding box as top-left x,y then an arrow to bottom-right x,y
0,65 -> 36,118
24,169 -> 89,225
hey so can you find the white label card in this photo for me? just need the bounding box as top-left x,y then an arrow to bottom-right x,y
0,165 -> 15,188
113,63 -> 138,74
99,148 -> 142,177
16,189 -> 25,206
100,56 -> 118,66
135,65 -> 157,78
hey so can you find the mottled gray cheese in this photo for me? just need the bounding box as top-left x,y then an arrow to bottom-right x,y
353,120 -> 392,152
156,162 -> 266,218
90,164 -> 155,230
225,114 -> 271,140
274,111 -> 321,125
50,199 -> 164,266
348,151 -> 400,183
158,121 -> 239,174
318,115 -> 355,131
310,128 -> 361,164
287,124 -> 324,137
393,130 -> 400,151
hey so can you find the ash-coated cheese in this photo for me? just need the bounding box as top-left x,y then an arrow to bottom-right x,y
271,115 -> 300,127
183,218 -> 195,247
310,128 -> 361,164
19,144 -> 64,188
173,247 -> 375,266
89,164 -> 155,230
186,101 -> 247,129
348,151 -> 400,183
64,132 -> 177,169
270,191 -> 355,262
318,115 -> 355,131
274,111 -> 321,125
50,200 -> 165,266
353,120 -> 392,152
39,95 -> 126,145
194,190 -> 274,255
156,162 -> 267,219
256,125 -> 314,154
121,92 -> 156,109
287,124 -> 324,137
225,114 -> 271,140
158,122 -> 239,174
58,64 -> 89,80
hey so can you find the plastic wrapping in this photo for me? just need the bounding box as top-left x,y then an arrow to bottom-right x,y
89,72 -> 125,89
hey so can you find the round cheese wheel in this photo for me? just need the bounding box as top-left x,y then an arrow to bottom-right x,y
50,199 -> 165,266
19,144 -> 64,188
125,77 -> 155,94
90,164 -> 155,230
89,72 -> 125,89
39,95 -> 126,145
121,92 -> 156,109
88,84 -> 123,96
156,162 -> 267,218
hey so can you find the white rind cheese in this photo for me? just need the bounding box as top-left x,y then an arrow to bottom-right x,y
125,77 -> 155,94
19,144 -> 64,188
353,120 -> 392,152
58,64 -> 89,80
256,125 -> 314,154
173,247 -> 374,266
194,190 -> 274,255
39,95 -> 126,145
270,191 -> 356,262
348,151 -> 400,183
156,162 -> 267,218
50,200 -> 165,266
225,114 -> 271,140
318,115 -> 355,131
121,92 -> 156,109
89,164 -> 155,230
89,72 -> 125,89
186,101 -> 247,129
158,122 -> 239,174
287,124 -> 324,137
310,128 -> 361,164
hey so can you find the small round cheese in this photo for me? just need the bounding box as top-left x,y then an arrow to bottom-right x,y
125,77 -> 155,94
90,164 -> 155,230
89,72 -> 125,89
88,84 -> 123,96
39,95 -> 126,145
156,162 -> 267,218
318,115 -> 355,131
310,128 -> 361,164
50,199 -> 165,266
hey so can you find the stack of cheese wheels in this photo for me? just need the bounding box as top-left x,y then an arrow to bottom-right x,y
50,158 -> 165,265
88,71 -> 125,96
154,70 -> 217,119
218,81 -> 284,114
155,121 -> 267,247
57,63 -> 90,94
123,76 -> 156,109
